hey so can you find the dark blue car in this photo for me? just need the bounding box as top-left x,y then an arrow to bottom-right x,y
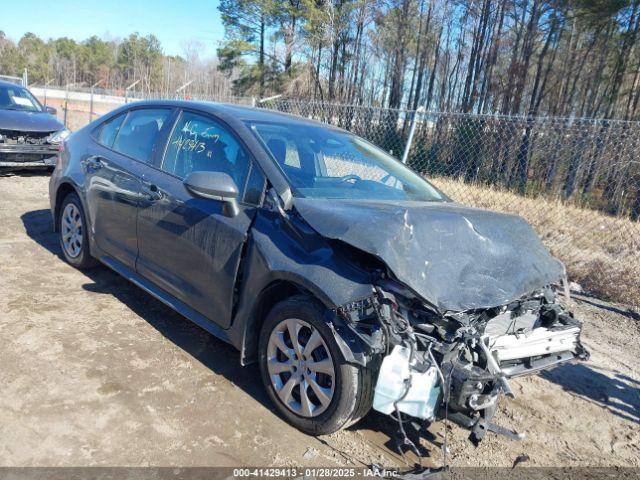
0,80 -> 69,169
49,100 -> 586,441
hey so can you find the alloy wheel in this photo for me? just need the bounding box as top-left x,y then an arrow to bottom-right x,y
61,203 -> 83,258
266,318 -> 336,417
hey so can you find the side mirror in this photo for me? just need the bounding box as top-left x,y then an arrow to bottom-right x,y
183,171 -> 240,217
45,106 -> 57,115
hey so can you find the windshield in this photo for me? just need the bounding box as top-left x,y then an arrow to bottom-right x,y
250,122 -> 445,202
0,85 -> 43,112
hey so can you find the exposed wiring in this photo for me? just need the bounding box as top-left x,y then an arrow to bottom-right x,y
426,341 -> 446,386
392,338 -> 422,468
379,318 -> 391,355
422,338 -> 449,471
373,293 -> 450,472
413,331 -> 442,347
392,316 -> 411,335
442,365 -> 453,470
372,291 -> 392,355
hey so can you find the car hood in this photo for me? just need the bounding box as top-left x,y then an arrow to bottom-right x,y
0,109 -> 64,133
293,198 -> 565,313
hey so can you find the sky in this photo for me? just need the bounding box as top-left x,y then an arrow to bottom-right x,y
1,0 -> 225,59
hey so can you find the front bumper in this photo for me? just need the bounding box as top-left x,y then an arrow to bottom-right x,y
0,144 -> 58,167
447,320 -> 587,413
492,325 -> 586,377
368,284 -> 588,445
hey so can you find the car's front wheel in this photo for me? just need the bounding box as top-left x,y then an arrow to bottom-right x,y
58,192 -> 98,269
259,295 -> 374,435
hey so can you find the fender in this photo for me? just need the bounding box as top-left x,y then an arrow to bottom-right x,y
228,209 -> 379,366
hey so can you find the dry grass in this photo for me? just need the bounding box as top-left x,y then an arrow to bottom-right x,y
430,177 -> 640,308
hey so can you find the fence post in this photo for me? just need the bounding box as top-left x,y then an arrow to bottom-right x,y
90,87 -> 94,124
125,79 -> 141,104
63,84 -> 69,127
401,106 -> 424,164
175,80 -> 194,101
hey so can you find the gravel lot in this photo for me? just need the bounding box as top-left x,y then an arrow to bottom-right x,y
0,173 -> 638,469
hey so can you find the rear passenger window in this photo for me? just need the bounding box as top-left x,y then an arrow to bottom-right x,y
96,113 -> 126,148
112,109 -> 171,163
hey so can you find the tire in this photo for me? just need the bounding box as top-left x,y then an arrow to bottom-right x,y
259,295 -> 374,435
58,192 -> 98,269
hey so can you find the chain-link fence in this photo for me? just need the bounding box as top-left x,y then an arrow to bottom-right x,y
259,99 -> 640,308
31,84 -> 254,131
28,87 -> 640,308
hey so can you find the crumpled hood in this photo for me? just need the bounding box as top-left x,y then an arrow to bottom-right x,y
293,198 -> 565,313
0,110 -> 64,133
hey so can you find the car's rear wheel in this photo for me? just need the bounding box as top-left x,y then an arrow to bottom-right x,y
59,193 -> 98,269
259,295 -> 374,435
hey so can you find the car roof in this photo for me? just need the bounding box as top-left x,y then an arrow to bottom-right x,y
0,80 -> 27,89
121,99 -> 340,130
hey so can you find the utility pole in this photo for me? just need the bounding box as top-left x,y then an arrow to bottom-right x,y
175,80 -> 194,100
89,79 -> 104,123
43,79 -> 54,106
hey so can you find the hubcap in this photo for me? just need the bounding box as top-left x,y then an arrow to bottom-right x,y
267,318 -> 336,417
61,203 -> 83,258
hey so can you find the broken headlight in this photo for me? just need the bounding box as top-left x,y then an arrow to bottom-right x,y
48,128 -> 71,145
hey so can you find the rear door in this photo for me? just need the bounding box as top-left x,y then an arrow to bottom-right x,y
135,109 -> 266,327
85,107 -> 173,268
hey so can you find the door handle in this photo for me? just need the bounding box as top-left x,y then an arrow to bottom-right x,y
142,183 -> 163,202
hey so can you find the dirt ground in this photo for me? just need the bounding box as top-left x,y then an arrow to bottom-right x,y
0,173 -> 638,469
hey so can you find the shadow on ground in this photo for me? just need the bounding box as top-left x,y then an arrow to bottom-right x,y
21,208 -> 423,464
0,169 -> 53,178
20,208 -> 272,412
541,363 -> 640,425
572,292 -> 640,322
351,411 -> 443,460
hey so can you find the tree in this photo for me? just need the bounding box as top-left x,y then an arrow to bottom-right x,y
18,33 -> 49,83
80,36 -> 115,86
117,34 -> 163,92
218,0 -> 279,96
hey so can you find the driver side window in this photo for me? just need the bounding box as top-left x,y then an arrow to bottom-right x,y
162,111 -> 251,192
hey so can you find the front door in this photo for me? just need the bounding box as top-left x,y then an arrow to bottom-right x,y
84,108 -> 173,268
136,109 -> 265,328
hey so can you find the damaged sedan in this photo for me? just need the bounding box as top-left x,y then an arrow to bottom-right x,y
0,80 -> 69,169
49,100 -> 588,445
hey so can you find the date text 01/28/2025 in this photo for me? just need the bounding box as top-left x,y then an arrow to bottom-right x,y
232,468 -> 398,477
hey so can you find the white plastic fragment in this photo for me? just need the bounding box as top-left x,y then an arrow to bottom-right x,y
372,345 -> 440,421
